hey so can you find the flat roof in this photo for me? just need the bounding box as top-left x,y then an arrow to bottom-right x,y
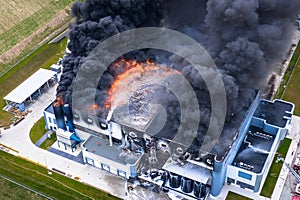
232,126 -> 274,173
4,69 -> 56,104
110,103 -> 162,133
254,99 -> 294,128
83,135 -> 142,165
233,142 -> 268,173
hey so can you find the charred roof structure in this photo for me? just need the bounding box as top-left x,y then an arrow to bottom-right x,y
225,99 -> 294,193
233,126 -> 274,174
44,92 -> 294,198
254,99 -> 294,128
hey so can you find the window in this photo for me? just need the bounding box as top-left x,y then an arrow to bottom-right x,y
87,118 -> 93,124
238,171 -> 252,181
227,177 -> 235,184
74,113 -> 79,120
48,117 -> 52,123
102,163 -> 110,172
118,170 -> 126,178
236,181 -> 254,190
99,122 -> 108,129
86,158 -> 94,166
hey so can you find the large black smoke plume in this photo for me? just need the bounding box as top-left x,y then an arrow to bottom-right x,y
57,0 -> 300,158
57,0 -> 163,103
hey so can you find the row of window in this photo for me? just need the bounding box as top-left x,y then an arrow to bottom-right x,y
85,157 -> 127,178
73,112 -> 109,130
49,126 -> 57,131
48,117 -> 57,125
47,116 -> 58,131
227,177 -> 255,190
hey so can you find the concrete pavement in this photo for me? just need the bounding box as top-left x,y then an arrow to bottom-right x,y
278,116 -> 300,200
0,83 -> 127,199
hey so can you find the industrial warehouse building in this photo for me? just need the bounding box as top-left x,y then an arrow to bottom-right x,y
4,68 -> 57,112
226,99 -> 293,192
43,93 -> 294,199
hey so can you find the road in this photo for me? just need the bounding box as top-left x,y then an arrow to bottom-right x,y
279,116 -> 300,200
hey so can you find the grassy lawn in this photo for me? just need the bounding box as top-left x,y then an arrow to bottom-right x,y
260,138 -> 292,197
0,38 -> 68,126
275,40 -> 300,100
0,150 -> 120,200
29,117 -> 46,144
40,133 -> 57,150
282,60 -> 300,116
0,176 -> 47,200
226,191 -> 253,200
29,116 -> 56,149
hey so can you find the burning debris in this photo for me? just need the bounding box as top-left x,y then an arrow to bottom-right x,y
104,59 -> 180,110
57,0 -> 300,158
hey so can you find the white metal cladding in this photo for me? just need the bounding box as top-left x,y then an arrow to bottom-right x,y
4,69 -> 56,104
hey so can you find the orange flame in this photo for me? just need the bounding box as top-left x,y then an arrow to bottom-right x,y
105,59 -> 179,109
54,96 -> 64,107
88,104 -> 99,110
87,103 -> 100,113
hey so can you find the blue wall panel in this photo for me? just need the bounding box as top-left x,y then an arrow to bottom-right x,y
238,171 -> 252,181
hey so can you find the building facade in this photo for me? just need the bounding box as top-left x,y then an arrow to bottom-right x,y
43,94 -> 294,199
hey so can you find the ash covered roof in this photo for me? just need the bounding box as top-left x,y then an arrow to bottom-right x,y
254,99 -> 294,128
83,135 -> 142,165
232,126 -> 275,173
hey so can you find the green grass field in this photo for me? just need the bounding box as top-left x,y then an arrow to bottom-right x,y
0,176 -> 47,200
282,59 -> 300,115
0,38 -> 68,126
260,138 -> 292,197
0,0 -> 74,71
275,42 -> 300,97
226,191 -> 253,200
0,150 -> 120,200
0,0 -> 72,52
275,41 -> 300,111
